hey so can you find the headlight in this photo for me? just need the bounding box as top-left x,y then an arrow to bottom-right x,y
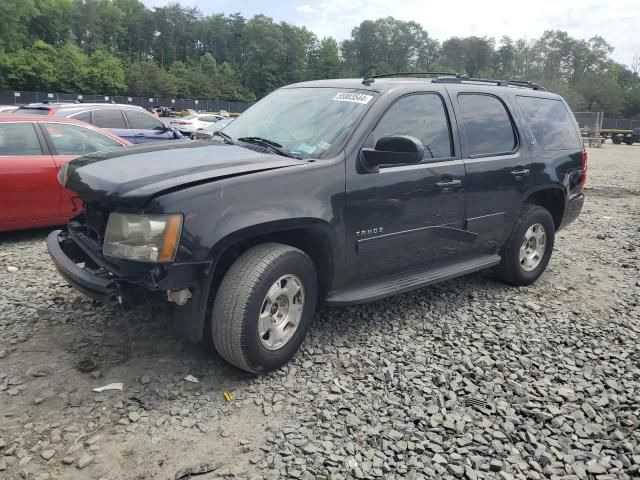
103,213 -> 183,263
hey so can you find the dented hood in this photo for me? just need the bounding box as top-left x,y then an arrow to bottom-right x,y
64,141 -> 304,209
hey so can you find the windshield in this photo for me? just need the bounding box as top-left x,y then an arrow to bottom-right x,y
222,87 -> 377,159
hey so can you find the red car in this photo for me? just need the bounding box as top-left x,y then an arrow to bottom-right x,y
0,115 -> 131,232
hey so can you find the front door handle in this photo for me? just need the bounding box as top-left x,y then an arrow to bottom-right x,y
510,167 -> 531,179
435,179 -> 462,191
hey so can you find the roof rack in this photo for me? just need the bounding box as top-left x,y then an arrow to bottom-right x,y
362,72 -> 545,91
432,75 -> 546,90
362,72 -> 461,85
41,100 -> 81,105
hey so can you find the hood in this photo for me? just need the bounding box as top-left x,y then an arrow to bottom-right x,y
64,141 -> 304,209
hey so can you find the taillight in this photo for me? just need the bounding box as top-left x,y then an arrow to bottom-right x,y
578,146 -> 587,189
48,108 -> 57,116
178,121 -> 191,125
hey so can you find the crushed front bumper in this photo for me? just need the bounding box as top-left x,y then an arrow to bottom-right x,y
47,229 -> 117,303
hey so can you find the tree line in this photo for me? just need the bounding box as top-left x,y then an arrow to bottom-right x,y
0,0 -> 639,116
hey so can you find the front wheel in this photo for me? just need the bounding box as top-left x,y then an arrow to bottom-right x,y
496,205 -> 555,286
211,243 -> 317,373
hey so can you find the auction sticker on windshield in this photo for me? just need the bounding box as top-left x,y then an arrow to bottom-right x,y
331,92 -> 373,104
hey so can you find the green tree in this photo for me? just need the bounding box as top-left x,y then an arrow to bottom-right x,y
5,40 -> 58,91
312,37 -> 340,79
0,0 -> 38,51
576,74 -> 624,115
82,50 -> 126,94
29,0 -> 74,45
55,42 -> 87,92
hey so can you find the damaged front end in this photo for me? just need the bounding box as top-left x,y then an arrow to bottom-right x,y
47,203 -> 210,308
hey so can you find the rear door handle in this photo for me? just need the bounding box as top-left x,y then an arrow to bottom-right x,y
435,179 -> 462,191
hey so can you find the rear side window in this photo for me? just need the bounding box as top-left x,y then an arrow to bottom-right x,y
92,109 -> 127,129
72,111 -> 91,123
516,96 -> 581,150
0,123 -> 43,155
372,93 -> 453,161
458,94 -> 517,156
124,110 -> 165,130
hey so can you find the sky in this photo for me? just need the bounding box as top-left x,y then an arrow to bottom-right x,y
142,0 -> 639,68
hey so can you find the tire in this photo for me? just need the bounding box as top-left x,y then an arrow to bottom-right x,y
211,243 -> 317,373
612,136 -> 622,145
496,204 -> 555,286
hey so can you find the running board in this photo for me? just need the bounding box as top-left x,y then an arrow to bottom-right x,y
325,254 -> 501,306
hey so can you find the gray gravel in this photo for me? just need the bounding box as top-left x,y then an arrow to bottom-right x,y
0,145 -> 639,479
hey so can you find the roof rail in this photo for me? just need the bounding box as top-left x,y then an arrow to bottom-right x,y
362,71 -> 461,86
432,75 -> 546,90
41,100 -> 81,105
362,71 -> 546,91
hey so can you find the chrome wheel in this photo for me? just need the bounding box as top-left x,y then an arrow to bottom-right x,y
519,223 -> 546,272
258,274 -> 304,350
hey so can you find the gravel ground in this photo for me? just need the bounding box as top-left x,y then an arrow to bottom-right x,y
0,144 -> 639,480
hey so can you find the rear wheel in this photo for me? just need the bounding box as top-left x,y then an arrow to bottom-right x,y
496,205 -> 555,286
211,243 -> 317,373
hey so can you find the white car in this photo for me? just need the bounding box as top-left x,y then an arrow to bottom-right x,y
170,113 -> 224,134
0,105 -> 17,113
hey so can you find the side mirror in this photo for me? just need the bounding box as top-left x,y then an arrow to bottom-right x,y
360,135 -> 424,173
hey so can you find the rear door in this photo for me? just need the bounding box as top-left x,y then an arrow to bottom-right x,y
0,122 -> 59,226
89,108 -> 133,142
450,90 -> 532,251
123,109 -> 175,143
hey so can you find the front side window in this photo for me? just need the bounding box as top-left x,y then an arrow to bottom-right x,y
124,110 -> 166,130
222,87 -> 378,159
371,93 -> 453,161
458,94 -> 517,156
92,109 -> 127,129
43,123 -> 123,155
0,123 -> 43,155
516,96 -> 581,150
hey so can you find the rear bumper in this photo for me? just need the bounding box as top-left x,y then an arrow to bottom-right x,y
559,192 -> 584,230
47,230 -> 117,303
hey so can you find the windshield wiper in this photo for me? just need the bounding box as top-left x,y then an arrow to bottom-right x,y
213,130 -> 234,144
237,137 -> 299,159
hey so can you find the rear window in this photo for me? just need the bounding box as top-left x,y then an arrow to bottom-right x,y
16,106 -> 51,116
516,96 -> 581,150
457,94 -> 517,156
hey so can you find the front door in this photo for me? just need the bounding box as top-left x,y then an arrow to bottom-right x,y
345,92 -> 471,283
451,91 -> 533,251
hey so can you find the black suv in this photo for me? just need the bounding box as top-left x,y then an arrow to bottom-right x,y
47,74 -> 586,373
